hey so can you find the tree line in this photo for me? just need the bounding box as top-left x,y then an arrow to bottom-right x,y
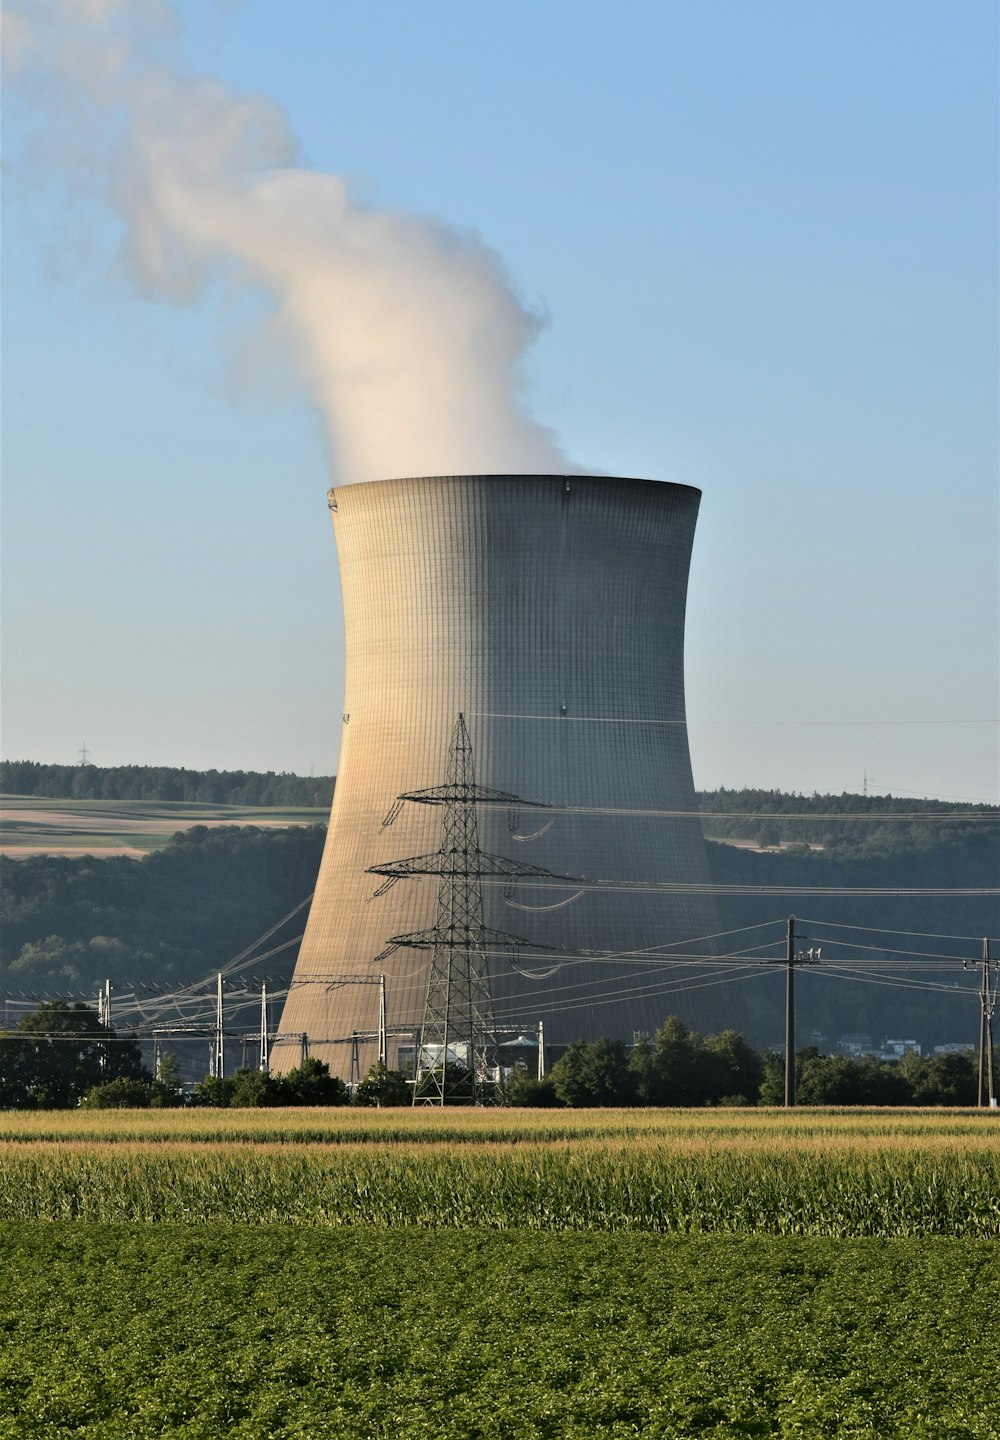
0,1003 -> 980,1109
512,1018 -> 980,1107
696,786 -> 996,859
0,1000 -> 356,1110
1,760 -> 334,807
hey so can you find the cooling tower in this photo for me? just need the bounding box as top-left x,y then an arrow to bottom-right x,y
274,475 -> 745,1079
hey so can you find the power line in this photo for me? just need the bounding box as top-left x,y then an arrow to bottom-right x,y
492,964 -> 774,1021
471,711 -> 999,728
799,936 -> 981,964
797,917 -> 998,943
633,809 -> 993,821
810,966 -> 976,998
487,878 -> 999,897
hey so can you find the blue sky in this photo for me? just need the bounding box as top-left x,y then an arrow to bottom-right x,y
2,0 -> 997,800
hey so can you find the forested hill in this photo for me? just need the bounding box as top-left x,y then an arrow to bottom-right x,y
6,762 -> 994,846
1,760 -> 335,808
1,797 -> 997,1050
696,787 -> 996,860
0,826 -> 327,995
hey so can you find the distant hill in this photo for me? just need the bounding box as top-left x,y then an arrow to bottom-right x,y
0,824 -> 327,996
695,786 -> 996,861
1,760 -> 335,809
0,776 -> 996,1053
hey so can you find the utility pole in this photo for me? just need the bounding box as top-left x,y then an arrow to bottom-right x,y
212,972 -> 225,1080
97,978 -> 111,1028
537,1019 -> 545,1081
977,938 -> 996,1109
378,974 -> 387,1068
785,917 -> 795,1106
259,982 -> 269,1074
772,917 -> 821,1107
96,979 -> 111,1073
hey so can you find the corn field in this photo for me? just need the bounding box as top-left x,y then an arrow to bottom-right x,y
1,1108 -> 997,1235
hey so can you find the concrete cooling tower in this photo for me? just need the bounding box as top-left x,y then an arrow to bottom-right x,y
273,474 -> 746,1080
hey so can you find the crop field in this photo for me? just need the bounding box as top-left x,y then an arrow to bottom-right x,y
1,1226 -> 996,1439
2,1109 -> 998,1437
0,796 -> 327,857
1,1109 -> 998,1235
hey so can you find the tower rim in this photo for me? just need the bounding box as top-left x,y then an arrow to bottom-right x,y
326,473 -> 703,501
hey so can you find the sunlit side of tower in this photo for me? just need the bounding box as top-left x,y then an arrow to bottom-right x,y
273,475 -> 743,1078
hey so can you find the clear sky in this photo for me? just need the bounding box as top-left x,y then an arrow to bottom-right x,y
2,0 -> 997,802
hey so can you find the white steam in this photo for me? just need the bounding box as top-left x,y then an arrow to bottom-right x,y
3,0 -> 581,482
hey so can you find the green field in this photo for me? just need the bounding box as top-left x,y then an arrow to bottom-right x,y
2,1109 -> 998,1437
1,1227 -> 996,1440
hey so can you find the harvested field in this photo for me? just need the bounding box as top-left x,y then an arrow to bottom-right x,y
0,796 -> 327,857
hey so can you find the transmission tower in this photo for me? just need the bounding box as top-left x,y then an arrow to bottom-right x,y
370,713 -> 564,1105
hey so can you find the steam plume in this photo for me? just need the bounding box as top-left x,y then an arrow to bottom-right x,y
3,0 -> 581,482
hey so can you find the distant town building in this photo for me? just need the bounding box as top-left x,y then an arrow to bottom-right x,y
877,1038 -> 921,1061
837,1033 -> 873,1057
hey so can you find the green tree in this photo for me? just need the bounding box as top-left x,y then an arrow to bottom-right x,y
191,1075 -> 235,1108
0,1001 -> 147,1109
758,1050 -> 785,1105
760,1048 -> 943,1107
644,1017 -> 714,1105
151,1053 -> 185,1108
902,1050 -> 977,1105
550,1038 -> 636,1107
354,1063 -> 411,1107
229,1068 -> 277,1107
503,1073 -> 562,1108
794,1052 -> 911,1105
0,1032 -> 39,1110
704,1029 -> 765,1104
80,1076 -> 155,1109
273,1057 -> 348,1107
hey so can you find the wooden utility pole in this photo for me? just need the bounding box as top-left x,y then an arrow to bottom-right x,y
785,917 -> 796,1106
978,938 -> 996,1109
776,916 -> 821,1108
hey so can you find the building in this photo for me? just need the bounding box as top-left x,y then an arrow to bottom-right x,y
274,474 -> 747,1079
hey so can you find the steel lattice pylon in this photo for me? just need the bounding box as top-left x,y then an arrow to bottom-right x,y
370,713 -> 568,1105
420,714 -> 499,1103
